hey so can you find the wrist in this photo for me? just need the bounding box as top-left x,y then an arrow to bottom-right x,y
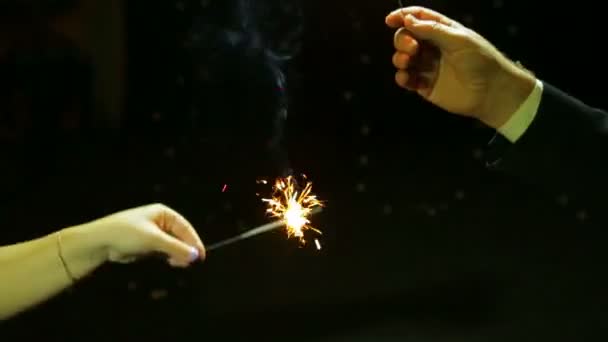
479,59 -> 536,129
61,223 -> 109,267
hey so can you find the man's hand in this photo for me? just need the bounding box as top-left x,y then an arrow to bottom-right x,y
386,6 -> 536,129
87,204 -> 206,267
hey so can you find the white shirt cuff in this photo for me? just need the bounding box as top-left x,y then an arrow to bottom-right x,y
497,79 -> 544,143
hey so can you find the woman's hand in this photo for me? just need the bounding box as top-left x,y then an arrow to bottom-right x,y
0,203 -> 205,320
87,203 -> 206,267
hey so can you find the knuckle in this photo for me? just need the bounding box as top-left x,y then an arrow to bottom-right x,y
393,27 -> 407,45
393,53 -> 410,69
408,36 -> 419,50
150,203 -> 169,211
394,30 -> 419,53
392,52 -> 400,66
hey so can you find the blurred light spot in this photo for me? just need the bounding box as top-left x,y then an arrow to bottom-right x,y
556,194 -> 569,206
150,289 -> 168,300
223,202 -> 233,212
176,1 -> 185,11
472,148 -> 483,159
153,184 -> 163,193
507,25 -> 519,36
492,0 -> 503,8
128,281 -> 137,291
576,210 -> 588,222
427,208 -> 437,217
152,112 -> 162,121
360,54 -> 371,64
221,184 -> 228,192
343,91 -> 354,101
356,183 -> 366,193
164,147 -> 175,159
463,14 -> 474,24
361,125 -> 370,136
200,0 -> 210,7
198,67 -> 210,81
382,204 -> 393,215
359,155 -> 369,166
177,279 -> 186,288
455,190 -> 465,200
353,21 -> 362,30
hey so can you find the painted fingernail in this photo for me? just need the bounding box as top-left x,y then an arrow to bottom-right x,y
189,246 -> 199,262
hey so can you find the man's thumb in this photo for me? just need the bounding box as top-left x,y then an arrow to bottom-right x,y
155,232 -> 199,266
403,14 -> 462,51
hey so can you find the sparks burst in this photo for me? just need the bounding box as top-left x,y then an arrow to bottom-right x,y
262,175 -> 323,244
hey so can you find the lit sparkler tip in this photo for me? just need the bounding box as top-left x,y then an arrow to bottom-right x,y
261,174 -> 324,245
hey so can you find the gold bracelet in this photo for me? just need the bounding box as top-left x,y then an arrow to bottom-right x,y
56,231 -> 77,284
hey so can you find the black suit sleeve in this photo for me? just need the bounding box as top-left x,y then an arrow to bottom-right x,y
484,81 -> 608,201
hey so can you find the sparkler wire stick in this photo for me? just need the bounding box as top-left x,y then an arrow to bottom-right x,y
206,207 -> 323,252
206,220 -> 284,251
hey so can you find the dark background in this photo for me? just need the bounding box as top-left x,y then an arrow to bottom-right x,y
1,0 -> 607,340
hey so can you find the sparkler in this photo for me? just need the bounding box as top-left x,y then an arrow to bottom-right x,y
262,175 -> 324,244
207,175 -> 325,252
206,207 -> 322,251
